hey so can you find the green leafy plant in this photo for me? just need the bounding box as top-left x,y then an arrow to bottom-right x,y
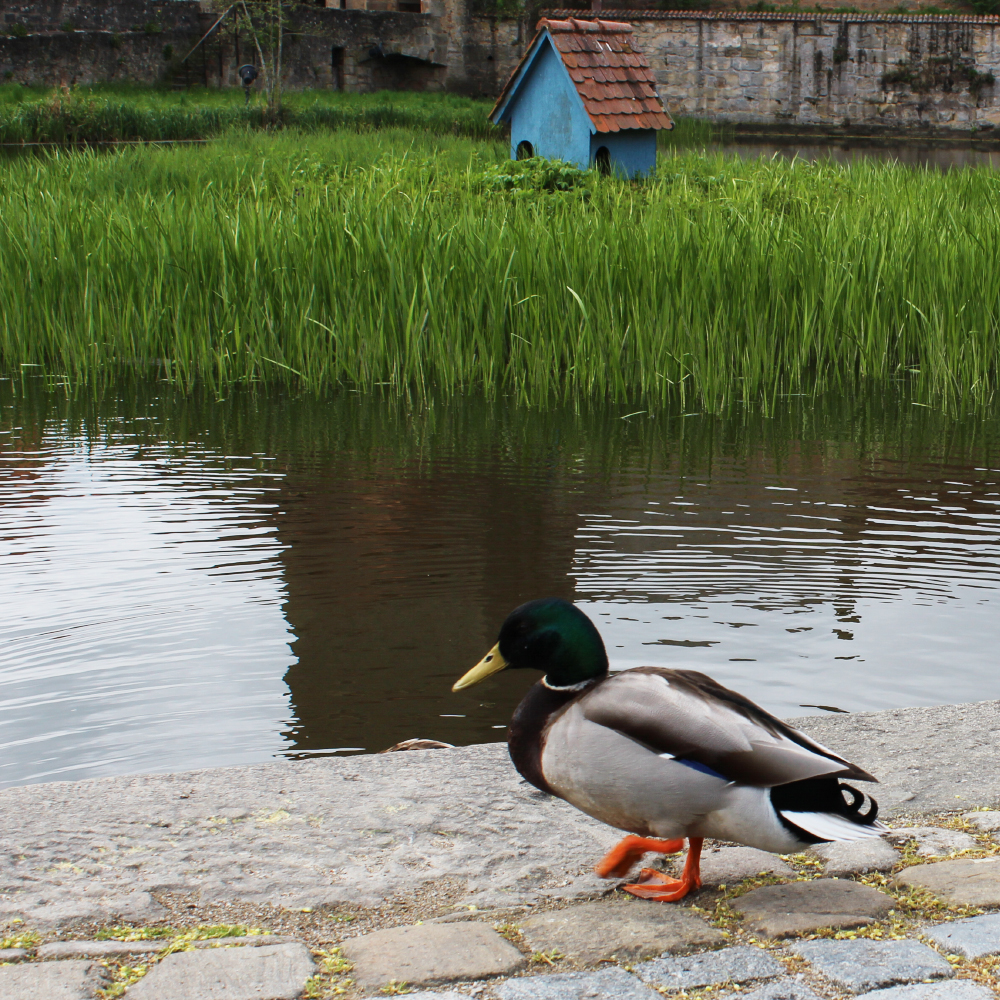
530,949 -> 565,965
0,928 -> 40,950
95,926 -> 175,941
97,963 -> 150,999
479,155 -> 591,193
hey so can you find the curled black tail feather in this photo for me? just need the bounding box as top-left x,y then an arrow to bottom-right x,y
840,782 -> 879,823
770,776 -> 880,843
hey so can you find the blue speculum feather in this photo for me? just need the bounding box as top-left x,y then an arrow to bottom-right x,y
676,758 -> 728,781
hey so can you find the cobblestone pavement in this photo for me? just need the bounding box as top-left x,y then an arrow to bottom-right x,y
2,700 -> 1000,997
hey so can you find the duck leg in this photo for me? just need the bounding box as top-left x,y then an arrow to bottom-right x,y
594,835 -> 685,879
621,837 -> 704,902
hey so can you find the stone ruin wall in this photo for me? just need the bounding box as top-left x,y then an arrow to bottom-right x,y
553,11 -> 1000,132
5,2 -> 1000,130
0,1 -> 202,87
0,0 -> 513,93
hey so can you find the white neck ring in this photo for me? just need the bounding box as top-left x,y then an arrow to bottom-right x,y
541,677 -> 592,692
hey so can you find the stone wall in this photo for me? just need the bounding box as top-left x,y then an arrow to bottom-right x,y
546,9 -> 1000,132
0,0 -> 522,93
11,1 -> 998,131
464,14 -> 525,97
1,0 -> 204,35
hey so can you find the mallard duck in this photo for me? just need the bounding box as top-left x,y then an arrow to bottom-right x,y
452,598 -> 885,902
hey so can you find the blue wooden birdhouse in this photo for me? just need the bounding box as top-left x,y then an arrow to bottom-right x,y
489,17 -> 673,178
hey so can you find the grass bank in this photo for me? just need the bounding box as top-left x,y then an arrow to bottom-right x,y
2,128 -> 999,409
0,84 -> 503,143
0,84 -> 720,146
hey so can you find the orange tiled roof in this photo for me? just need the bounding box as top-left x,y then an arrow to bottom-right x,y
493,18 -> 673,134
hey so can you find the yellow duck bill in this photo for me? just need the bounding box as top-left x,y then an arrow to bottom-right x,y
452,643 -> 509,691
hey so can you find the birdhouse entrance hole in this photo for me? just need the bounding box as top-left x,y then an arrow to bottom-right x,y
595,146 -> 611,175
516,140 -> 534,160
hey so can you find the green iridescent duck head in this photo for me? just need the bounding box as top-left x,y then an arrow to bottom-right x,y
453,598 -> 609,691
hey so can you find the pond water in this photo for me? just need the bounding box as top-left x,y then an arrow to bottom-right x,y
2,381 -> 999,788
692,138 -> 1000,171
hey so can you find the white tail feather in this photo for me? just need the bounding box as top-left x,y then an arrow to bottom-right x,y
780,810 -> 887,842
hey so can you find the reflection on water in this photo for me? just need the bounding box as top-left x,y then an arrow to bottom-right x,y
0,421 -> 295,786
699,140 -> 1000,171
1,382 -> 999,788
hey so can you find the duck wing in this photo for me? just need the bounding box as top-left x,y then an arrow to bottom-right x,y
580,667 -> 875,788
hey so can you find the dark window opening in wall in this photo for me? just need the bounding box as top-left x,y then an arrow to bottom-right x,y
516,140 -> 534,159
332,46 -> 345,89
365,51 -> 445,90
398,0 -> 423,11
595,146 -> 611,174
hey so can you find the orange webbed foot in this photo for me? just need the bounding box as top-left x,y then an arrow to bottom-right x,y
623,867 -> 694,902
618,836 -> 704,904
594,835 -> 685,878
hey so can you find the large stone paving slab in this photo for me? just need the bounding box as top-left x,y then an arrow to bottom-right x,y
808,839 -> 899,877
882,828 -> 978,858
0,959 -> 107,1000
0,889 -> 167,931
732,879 -> 894,937
341,922 -> 526,990
634,945 -> 783,989
0,746 -> 617,926
495,967 -> 658,1000
126,942 -> 316,1000
698,847 -> 795,886
518,899 -> 722,964
856,983 -> 994,1000
925,913 -> 1000,959
395,993 -> 468,1000
792,939 -> 953,993
2,700 -> 1000,927
37,939 -> 165,959
961,811 -> 1000,833
893,857 -> 1000,906
741,981 -> 825,1000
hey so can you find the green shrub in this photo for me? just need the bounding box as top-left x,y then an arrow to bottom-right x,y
479,155 -> 591,193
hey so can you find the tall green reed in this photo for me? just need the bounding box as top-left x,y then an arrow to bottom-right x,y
1,129 -> 999,411
0,85 -> 502,143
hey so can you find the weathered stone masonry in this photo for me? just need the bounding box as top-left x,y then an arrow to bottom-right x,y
0,0 -> 525,94
547,9 -> 1000,131
4,1 -> 1000,130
